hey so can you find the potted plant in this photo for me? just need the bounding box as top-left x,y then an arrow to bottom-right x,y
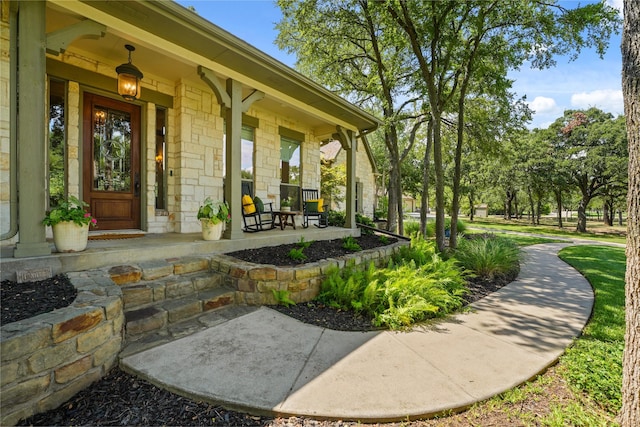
43,195 -> 97,252
197,197 -> 230,240
280,197 -> 291,212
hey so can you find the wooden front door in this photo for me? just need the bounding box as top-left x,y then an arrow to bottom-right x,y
83,93 -> 141,230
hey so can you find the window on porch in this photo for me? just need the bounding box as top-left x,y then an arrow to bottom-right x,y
48,79 -> 66,209
280,136 -> 301,210
223,124 -> 255,196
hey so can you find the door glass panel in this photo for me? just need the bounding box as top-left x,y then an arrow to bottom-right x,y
93,106 -> 132,192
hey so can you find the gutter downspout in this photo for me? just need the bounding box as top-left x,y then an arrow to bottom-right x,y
2,4 -> 19,241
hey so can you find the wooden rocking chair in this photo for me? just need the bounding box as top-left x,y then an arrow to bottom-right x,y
302,188 -> 328,228
242,194 -> 275,232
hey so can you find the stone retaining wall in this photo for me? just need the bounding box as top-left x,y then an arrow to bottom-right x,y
0,240 -> 408,425
0,272 -> 123,426
213,240 -> 408,305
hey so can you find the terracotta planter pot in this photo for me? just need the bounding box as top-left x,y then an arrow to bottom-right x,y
52,221 -> 89,252
201,219 -> 224,240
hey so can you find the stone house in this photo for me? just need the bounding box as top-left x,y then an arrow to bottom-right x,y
0,0 -> 379,258
320,139 -> 378,217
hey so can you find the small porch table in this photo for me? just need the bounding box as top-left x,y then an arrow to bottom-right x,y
273,211 -> 300,230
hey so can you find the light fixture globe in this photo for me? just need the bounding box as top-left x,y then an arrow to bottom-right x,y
116,44 -> 143,100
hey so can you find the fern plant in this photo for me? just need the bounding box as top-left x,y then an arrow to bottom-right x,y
288,247 -> 307,262
342,236 -> 362,252
317,235 -> 468,330
271,289 -> 296,307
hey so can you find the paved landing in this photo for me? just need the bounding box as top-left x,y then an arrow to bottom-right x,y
120,244 -> 594,422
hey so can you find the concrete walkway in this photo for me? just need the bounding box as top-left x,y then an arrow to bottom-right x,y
120,243 -> 594,422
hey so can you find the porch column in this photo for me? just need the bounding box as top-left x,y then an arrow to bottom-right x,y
14,0 -> 51,257
335,126 -> 357,229
198,67 -> 263,239
223,79 -> 244,239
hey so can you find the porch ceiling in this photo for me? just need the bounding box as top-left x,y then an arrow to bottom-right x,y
46,0 -> 379,137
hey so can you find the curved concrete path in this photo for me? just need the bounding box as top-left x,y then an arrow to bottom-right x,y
121,244 -> 594,422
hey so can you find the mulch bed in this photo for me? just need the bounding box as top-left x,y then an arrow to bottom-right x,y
6,233 -> 514,426
227,233 -> 398,266
1,275 -> 77,325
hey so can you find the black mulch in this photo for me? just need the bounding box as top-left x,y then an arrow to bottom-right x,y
1,274 -> 77,325
227,233 -> 398,266
8,234 -> 514,427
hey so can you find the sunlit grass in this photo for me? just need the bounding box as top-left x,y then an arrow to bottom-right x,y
558,245 -> 626,415
468,217 -> 626,244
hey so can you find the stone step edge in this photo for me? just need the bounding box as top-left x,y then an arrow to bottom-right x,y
108,256 -> 213,286
120,270 -> 225,310
124,287 -> 236,338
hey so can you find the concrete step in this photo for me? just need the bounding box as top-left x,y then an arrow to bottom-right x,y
124,287 -> 236,340
120,305 -> 259,359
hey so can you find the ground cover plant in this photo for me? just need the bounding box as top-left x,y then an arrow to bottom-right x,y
454,235 -> 521,279
317,236 -> 469,329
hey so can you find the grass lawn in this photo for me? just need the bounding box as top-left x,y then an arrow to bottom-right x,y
468,217 -> 627,245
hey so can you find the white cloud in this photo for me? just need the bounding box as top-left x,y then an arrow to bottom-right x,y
606,0 -> 623,15
528,96 -> 558,114
570,89 -> 624,114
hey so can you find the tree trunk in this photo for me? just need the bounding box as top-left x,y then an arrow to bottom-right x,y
468,194 -> 475,222
387,163 -> 399,233
555,190 -> 563,228
528,188 -> 535,225
433,113 -> 446,252
604,202 -> 611,226
576,196 -> 589,233
621,0 -> 640,425
420,119 -> 433,237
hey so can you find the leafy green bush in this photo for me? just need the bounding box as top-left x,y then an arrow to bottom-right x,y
288,247 -> 307,262
271,290 -> 296,307
327,210 -> 345,227
318,236 -> 467,329
425,218 -> 466,237
454,235 -> 520,279
356,213 -> 376,235
404,220 -> 420,237
342,236 -> 362,252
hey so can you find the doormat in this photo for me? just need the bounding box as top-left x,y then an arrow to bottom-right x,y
88,233 -> 145,241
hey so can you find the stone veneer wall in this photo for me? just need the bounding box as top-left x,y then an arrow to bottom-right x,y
215,240 -> 408,305
0,273 -> 124,426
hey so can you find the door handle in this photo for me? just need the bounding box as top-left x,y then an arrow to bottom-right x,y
134,172 -> 140,197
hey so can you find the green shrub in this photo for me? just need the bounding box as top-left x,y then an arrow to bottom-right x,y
404,220 -> 420,237
342,236 -> 362,252
454,235 -> 521,279
424,218 -> 466,237
356,213 -> 376,235
296,236 -> 313,249
271,290 -> 296,307
318,235 -> 467,329
288,247 -> 307,262
327,210 -> 345,227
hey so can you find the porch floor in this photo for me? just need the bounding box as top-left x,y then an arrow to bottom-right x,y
0,226 -> 357,281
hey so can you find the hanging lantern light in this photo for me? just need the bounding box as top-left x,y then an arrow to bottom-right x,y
116,44 -> 143,100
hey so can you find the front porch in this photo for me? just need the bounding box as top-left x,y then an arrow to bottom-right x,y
0,226 -> 358,282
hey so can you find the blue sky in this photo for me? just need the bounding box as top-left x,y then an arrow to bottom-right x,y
178,0 -> 624,129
